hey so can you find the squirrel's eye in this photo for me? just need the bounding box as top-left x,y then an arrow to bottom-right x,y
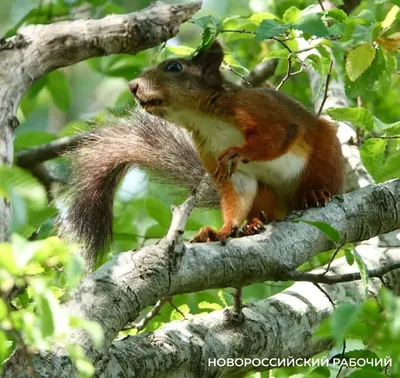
165,61 -> 183,73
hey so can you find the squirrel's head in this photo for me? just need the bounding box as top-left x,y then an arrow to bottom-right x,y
129,41 -> 226,118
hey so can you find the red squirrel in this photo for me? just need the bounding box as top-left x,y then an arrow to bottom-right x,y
62,41 -> 344,267
128,41 -> 344,243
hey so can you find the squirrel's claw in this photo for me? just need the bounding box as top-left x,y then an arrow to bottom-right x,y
240,217 -> 265,237
301,189 -> 331,209
191,225 -> 238,244
215,147 -> 248,185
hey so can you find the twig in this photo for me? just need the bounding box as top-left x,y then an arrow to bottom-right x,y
271,37 -> 292,53
320,237 -> 347,276
166,174 -> 212,243
17,133 -> 85,168
275,56 -> 303,91
317,0 -> 326,11
151,41 -> 167,63
282,262 -> 400,284
233,287 -> 243,314
224,64 -> 252,88
219,29 -> 255,35
314,282 -> 336,308
317,60 -> 334,116
336,340 -> 347,378
355,96 -> 365,145
29,163 -> 60,203
276,55 -> 292,91
167,297 -> 187,319
124,297 -> 169,331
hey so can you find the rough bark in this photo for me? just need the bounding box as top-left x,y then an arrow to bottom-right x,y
3,180 -> 400,377
0,0 -> 202,242
97,247 -> 400,378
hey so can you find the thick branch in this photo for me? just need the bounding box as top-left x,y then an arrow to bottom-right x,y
3,180 -> 399,377
86,248 -> 400,377
242,59 -> 278,87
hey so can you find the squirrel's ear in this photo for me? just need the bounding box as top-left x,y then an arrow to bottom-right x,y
192,40 -> 224,74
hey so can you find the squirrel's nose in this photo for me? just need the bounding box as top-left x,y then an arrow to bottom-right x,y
128,79 -> 139,95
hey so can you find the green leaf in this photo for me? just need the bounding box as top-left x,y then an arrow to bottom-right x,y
330,303 -> 360,341
382,5 -> 400,29
0,244 -> 18,275
305,367 -> 330,377
170,304 -> 189,320
354,9 -> 376,24
46,71 -> 71,112
326,107 -> 375,131
344,247 -> 355,266
223,51 -> 249,74
192,15 -> 222,30
145,224 -> 167,239
345,47 -> 385,98
14,131 -> 57,152
347,370 -> 387,378
144,197 -> 172,228
19,77 -> 47,118
326,9 -> 347,22
346,43 -> 376,81
249,12 -> 276,25
360,138 -> 400,182
262,49 -> 290,61
198,301 -> 223,311
33,287 -> 55,338
166,46 -> 195,57
256,20 -> 292,41
354,249 -> 369,295
378,50 -> 397,94
283,6 -> 301,23
294,13 -> 330,37
295,219 -> 340,243
0,299 -> 7,322
218,289 -> 229,306
0,331 -> 11,364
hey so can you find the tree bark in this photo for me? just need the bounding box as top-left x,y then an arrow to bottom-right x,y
96,247 -> 400,378
3,180 -> 400,377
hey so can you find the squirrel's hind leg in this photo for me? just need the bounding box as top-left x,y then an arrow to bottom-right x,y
191,173 -> 257,244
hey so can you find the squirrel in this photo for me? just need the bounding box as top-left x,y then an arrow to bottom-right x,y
61,40 -> 344,268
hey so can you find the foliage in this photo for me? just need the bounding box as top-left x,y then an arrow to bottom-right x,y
0,0 -> 400,377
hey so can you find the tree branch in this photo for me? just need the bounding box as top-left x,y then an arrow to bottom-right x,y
241,59 -> 278,87
283,261 -> 400,284
16,134 -> 85,168
96,247 -> 400,377
3,180 -> 400,377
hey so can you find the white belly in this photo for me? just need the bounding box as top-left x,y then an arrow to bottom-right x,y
238,152 -> 307,188
167,110 -> 307,188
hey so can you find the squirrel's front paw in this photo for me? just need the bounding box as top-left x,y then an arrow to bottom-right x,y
215,147 -> 249,185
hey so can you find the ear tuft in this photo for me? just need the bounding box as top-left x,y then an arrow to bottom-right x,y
192,40 -> 224,74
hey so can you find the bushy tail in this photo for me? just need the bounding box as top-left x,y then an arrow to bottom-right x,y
59,110 -> 219,268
